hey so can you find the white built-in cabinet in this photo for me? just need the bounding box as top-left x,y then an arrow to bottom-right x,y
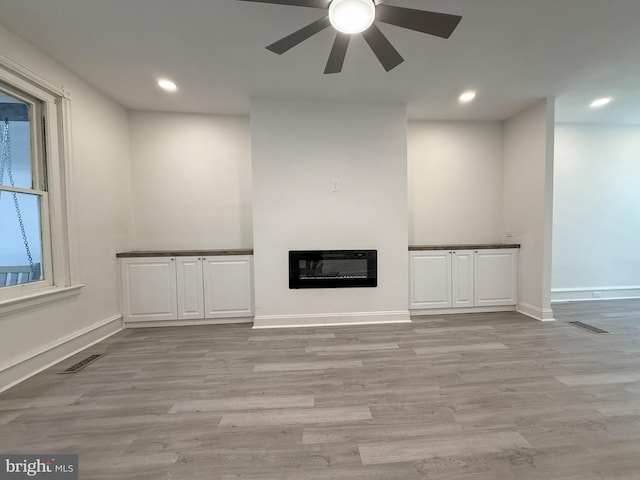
120,257 -> 178,322
176,257 -> 205,320
202,256 -> 254,318
409,248 -> 517,311
452,250 -> 475,308
409,251 -> 451,309
121,255 -> 253,323
473,249 -> 518,307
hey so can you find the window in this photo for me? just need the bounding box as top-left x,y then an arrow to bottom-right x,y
0,86 -> 49,290
0,55 -> 80,312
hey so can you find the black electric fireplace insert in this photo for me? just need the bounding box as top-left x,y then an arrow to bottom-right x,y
289,250 -> 377,289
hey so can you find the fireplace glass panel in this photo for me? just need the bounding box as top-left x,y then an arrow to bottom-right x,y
299,259 -> 368,280
289,250 -> 377,289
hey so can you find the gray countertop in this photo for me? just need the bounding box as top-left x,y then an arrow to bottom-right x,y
409,244 -> 520,251
117,244 -> 520,258
116,249 -> 254,258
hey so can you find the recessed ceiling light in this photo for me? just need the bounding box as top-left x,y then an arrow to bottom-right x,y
459,90 -> 477,103
329,0 -> 376,34
589,97 -> 612,108
158,79 -> 178,92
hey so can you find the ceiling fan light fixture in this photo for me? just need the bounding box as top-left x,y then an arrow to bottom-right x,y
589,97 -> 612,108
329,0 -> 376,34
157,78 -> 178,92
459,90 -> 477,103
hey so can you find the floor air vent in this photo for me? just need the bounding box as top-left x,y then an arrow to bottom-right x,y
569,321 -> 611,334
60,354 -> 104,374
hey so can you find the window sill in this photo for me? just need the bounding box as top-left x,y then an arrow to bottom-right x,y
0,285 -> 84,318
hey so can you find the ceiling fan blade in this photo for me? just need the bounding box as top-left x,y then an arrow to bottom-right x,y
236,0 -> 329,8
362,24 -> 404,72
324,33 -> 350,74
376,4 -> 462,39
266,16 -> 331,54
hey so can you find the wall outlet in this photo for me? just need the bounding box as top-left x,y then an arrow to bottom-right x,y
593,291 -> 602,298
331,179 -> 341,192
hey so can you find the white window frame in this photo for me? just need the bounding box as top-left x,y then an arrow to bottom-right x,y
1,83 -> 53,291
0,54 -> 82,316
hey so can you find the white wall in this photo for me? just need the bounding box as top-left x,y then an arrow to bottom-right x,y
129,112 -> 252,249
408,121 -> 504,245
129,115 -> 509,251
0,23 -> 133,390
552,124 -> 640,301
503,99 -> 555,320
251,99 -> 409,326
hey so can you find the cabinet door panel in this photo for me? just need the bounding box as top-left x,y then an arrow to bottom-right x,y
409,252 -> 451,309
474,249 -> 517,306
176,257 -> 204,320
452,251 -> 474,308
121,258 -> 177,321
204,256 -> 254,318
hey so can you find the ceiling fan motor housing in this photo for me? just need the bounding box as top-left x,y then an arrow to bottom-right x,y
329,0 -> 376,34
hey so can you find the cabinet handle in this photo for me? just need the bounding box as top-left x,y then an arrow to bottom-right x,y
171,258 -> 174,261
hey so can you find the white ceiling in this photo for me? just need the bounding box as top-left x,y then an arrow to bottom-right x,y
1,0 -> 639,123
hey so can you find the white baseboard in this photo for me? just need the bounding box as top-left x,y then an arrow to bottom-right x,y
0,314 -> 123,393
411,306 -> 515,317
252,310 -> 411,329
126,317 -> 253,328
517,302 -> 555,322
551,286 -> 640,303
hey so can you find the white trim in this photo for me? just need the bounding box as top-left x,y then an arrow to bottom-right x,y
0,185 -> 47,196
0,315 -> 123,393
0,52 -> 65,97
252,310 -> 411,329
58,94 -> 79,285
551,286 -> 640,303
552,285 -> 640,292
0,284 -> 83,317
517,302 -> 555,322
126,317 -> 253,329
411,305 -> 516,316
553,296 -> 640,304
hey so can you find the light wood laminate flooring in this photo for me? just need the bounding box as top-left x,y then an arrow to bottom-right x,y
2,300 -> 640,479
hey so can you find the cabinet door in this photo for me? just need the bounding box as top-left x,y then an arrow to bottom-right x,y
176,257 -> 204,320
409,251 -> 452,309
452,250 -> 474,308
474,249 -> 518,306
121,257 -> 177,321
203,256 -> 254,318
